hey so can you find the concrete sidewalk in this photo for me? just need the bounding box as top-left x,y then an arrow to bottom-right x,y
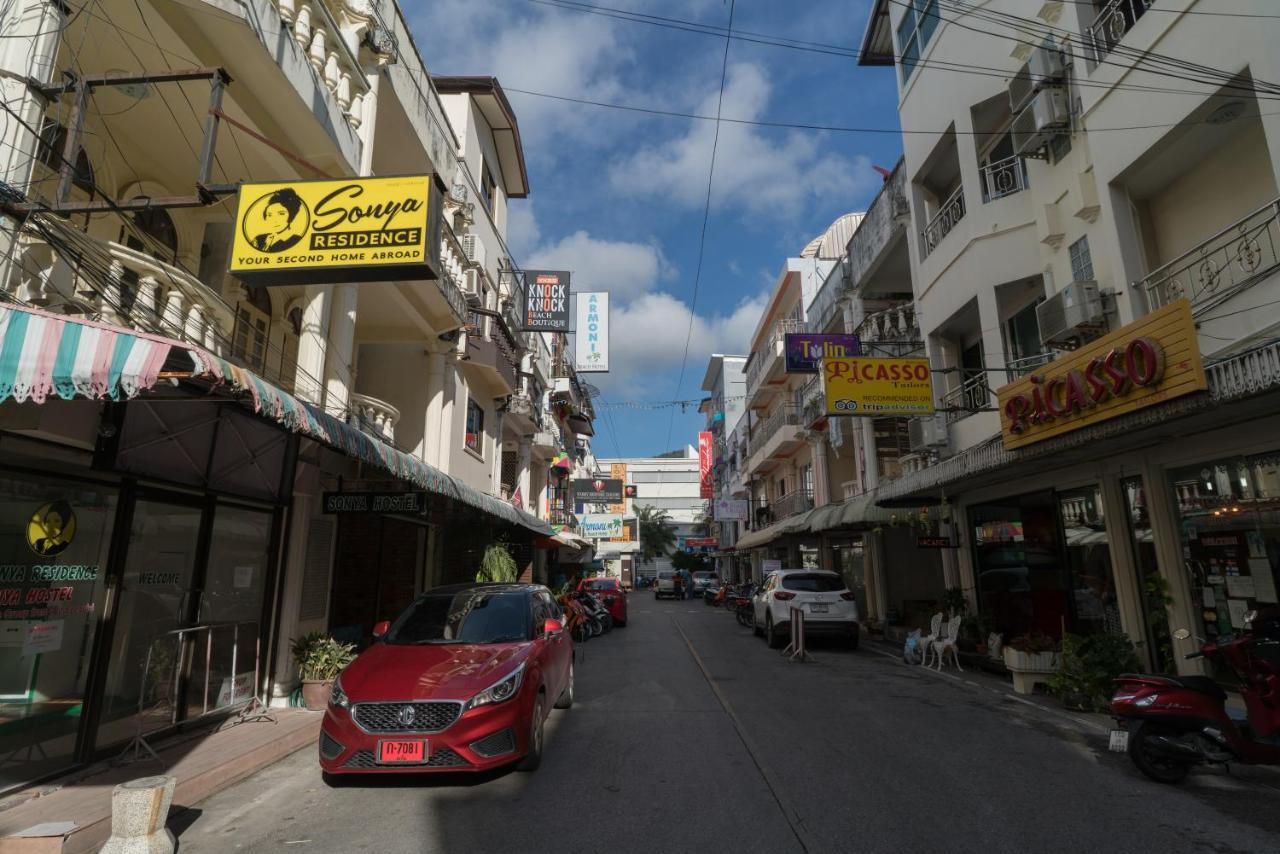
0,709 -> 320,853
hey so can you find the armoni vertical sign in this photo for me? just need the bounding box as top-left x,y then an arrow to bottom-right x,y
575,292 -> 609,372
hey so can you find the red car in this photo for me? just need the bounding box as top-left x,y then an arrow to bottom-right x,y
578,577 -> 628,627
319,583 -> 573,781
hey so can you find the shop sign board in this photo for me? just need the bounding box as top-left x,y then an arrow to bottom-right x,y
821,357 -> 935,416
523,270 -> 571,331
574,292 -> 610,372
609,519 -> 638,543
713,498 -> 749,521
784,333 -> 861,374
581,514 -> 625,539
762,559 -> 782,575
229,175 -> 442,286
917,537 -> 959,549
683,537 -> 719,548
573,478 -> 624,504
698,432 -> 714,499
624,484 -> 638,498
609,464 -> 627,513
996,300 -> 1206,450
322,492 -> 427,514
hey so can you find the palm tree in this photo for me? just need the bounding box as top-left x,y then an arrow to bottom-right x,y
637,504 -> 676,562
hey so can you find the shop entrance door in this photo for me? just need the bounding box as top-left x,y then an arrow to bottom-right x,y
95,498 -> 205,749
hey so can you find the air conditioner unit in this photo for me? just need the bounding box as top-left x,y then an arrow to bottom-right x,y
1012,88 -> 1070,157
908,413 -> 949,453
460,233 -> 487,270
1036,280 -> 1104,349
1008,46 -> 1066,113
462,268 -> 483,304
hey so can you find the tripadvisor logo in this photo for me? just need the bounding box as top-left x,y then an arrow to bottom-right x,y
241,188 -> 310,254
28,501 -> 76,557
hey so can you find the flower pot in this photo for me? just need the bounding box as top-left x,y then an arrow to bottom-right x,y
1003,648 -> 1060,695
301,679 -> 333,711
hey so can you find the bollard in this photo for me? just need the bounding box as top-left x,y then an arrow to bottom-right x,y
99,776 -> 176,854
782,606 -> 811,662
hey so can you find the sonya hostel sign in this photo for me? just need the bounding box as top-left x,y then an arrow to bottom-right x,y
524,270 -> 571,331
997,300 -> 1206,450
229,175 -> 442,285
784,333 -> 860,373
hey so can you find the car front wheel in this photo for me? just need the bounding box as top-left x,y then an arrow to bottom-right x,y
517,695 -> 546,772
555,662 -> 574,709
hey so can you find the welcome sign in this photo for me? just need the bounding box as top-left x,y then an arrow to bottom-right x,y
229,175 -> 442,285
524,270 -> 571,331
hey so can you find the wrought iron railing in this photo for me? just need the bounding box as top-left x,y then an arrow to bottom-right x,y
921,185 -> 966,257
980,155 -> 1029,202
940,373 -> 992,424
1005,352 -> 1054,382
1087,0 -> 1154,63
746,317 -> 805,396
748,404 -> 801,458
1141,199 -> 1280,317
772,489 -> 813,521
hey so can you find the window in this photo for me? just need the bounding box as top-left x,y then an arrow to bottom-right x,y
1069,236 -> 1095,282
1005,301 -> 1045,364
781,573 -> 845,593
895,0 -> 940,83
481,165 -> 496,213
465,398 -> 484,455
232,305 -> 269,371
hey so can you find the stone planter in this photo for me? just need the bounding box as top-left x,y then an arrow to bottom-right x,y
301,679 -> 333,711
1003,647 -> 1060,695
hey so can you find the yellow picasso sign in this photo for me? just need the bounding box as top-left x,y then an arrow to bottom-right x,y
229,175 -> 442,285
997,299 -> 1206,450
822,357 -> 935,416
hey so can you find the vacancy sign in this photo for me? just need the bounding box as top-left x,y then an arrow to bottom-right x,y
575,292 -> 610,372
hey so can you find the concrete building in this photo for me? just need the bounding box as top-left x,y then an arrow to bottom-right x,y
597,448 -> 706,582
700,353 -> 747,575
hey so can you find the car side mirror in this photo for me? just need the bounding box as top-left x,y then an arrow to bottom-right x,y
544,618 -> 564,637
372,620 -> 390,640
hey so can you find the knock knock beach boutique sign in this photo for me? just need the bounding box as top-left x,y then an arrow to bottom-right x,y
822,357 -> 935,416
784,333 -> 861,373
997,299 -> 1206,450
230,175 -> 442,285
524,271 -> 571,331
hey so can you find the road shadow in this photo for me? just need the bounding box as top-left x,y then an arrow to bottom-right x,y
167,805 -> 202,836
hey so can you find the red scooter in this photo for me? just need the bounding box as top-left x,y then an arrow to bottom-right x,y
1110,608 -> 1280,783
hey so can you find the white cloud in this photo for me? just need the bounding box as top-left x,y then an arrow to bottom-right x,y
505,202 -> 541,259
526,231 -> 673,301
609,62 -> 874,219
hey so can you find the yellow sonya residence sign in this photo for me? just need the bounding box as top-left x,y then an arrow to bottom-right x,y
997,299 -> 1207,450
229,175 -> 443,286
822,357 -> 935,416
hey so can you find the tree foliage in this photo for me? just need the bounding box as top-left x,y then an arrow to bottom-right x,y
637,504 -> 676,562
476,542 -> 519,583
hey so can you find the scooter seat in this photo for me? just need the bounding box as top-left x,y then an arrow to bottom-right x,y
1167,675 -> 1228,700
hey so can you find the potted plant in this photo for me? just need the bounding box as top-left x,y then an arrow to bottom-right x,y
1003,631 -> 1061,695
476,542 -> 518,583
291,632 -> 357,711
1048,633 -> 1141,711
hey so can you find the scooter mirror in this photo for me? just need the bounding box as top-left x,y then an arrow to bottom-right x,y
1173,628 -> 1192,640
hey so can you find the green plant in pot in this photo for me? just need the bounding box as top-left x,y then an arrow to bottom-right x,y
291,632 -> 357,711
476,541 -> 518,583
1047,632 -> 1141,712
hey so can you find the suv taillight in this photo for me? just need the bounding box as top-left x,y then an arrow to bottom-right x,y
774,591 -> 796,601
840,592 -> 856,601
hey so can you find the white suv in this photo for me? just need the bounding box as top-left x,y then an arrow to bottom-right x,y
753,570 -> 859,650
654,570 -> 678,599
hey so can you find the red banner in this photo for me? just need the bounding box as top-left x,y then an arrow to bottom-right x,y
698,431 -> 713,499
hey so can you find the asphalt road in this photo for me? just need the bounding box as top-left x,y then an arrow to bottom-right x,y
175,596 -> 1280,854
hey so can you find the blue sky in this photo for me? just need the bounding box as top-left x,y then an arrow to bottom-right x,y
411,0 -> 904,456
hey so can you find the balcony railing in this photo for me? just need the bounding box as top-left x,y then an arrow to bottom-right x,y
921,185 -> 966,257
748,404 -> 801,459
800,376 -> 825,427
437,225 -> 473,323
466,308 -> 522,391
348,392 -> 400,444
1142,199 -> 1280,318
772,489 -> 813,521
1087,0 -> 1153,63
858,303 -> 920,349
941,373 -> 993,424
746,316 -> 805,396
980,156 -> 1029,202
274,0 -> 371,132
1005,352 -> 1054,383
508,390 -> 545,432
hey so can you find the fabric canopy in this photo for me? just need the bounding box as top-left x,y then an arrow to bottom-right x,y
734,492 -> 897,551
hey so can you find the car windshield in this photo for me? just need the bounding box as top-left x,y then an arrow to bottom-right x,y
780,573 -> 844,593
385,590 -> 530,645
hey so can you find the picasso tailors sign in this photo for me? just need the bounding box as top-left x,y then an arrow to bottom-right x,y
229,175 -> 443,286
997,300 -> 1206,450
821,357 -> 935,416
575,292 -> 610,372
523,270 -> 571,331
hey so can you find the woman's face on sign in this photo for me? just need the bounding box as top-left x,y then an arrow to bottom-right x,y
264,202 -> 290,233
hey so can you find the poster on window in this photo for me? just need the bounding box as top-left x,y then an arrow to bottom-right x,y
574,292 -> 609,372
698,431 -> 713,499
522,270 -> 571,331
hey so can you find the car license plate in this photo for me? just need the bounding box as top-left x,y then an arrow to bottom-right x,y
1108,730 -> 1129,753
810,603 -> 829,613
378,740 -> 427,764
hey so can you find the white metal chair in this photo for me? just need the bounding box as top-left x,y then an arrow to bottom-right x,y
918,612 -> 944,667
931,613 -> 964,672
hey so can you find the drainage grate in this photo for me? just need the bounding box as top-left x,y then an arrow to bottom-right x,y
469,728 -> 516,758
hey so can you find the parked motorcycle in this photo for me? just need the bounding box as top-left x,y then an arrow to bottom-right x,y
573,590 -> 613,636
557,594 -> 590,643
731,584 -> 756,628
1110,608 -> 1280,784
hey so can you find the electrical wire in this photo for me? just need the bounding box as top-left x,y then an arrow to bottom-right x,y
663,0 -> 735,455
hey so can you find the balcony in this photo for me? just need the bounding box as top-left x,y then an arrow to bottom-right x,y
980,156 -> 1029,203
747,404 -> 804,471
436,225 -> 475,325
772,489 -> 814,521
941,373 -> 993,424
1087,0 -> 1153,63
1005,352 -> 1054,383
921,186 -> 966,258
746,317 -> 805,404
465,309 -> 522,393
1142,198 -> 1280,318
506,389 -> 545,434
800,377 -> 825,428
348,392 -> 400,444
857,303 -> 922,356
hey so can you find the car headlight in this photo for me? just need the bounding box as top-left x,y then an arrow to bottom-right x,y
465,663 -> 525,711
330,676 -> 349,709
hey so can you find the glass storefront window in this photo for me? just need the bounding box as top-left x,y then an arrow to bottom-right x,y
0,473 -> 115,792
1123,477 -> 1176,673
832,540 -> 866,608
1059,487 -> 1122,637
